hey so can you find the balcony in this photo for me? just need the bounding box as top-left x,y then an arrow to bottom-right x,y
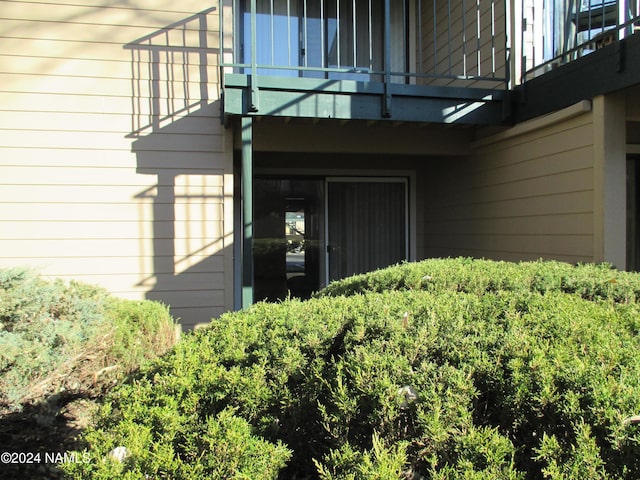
219,0 -> 510,125
520,0 -> 640,81
512,0 -> 640,121
219,0 -> 640,125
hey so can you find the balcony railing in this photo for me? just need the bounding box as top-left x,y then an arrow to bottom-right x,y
219,0 -> 510,90
219,0 -> 639,123
520,0 -> 640,81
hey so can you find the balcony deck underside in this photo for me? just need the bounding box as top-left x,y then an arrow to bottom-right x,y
223,74 -> 508,126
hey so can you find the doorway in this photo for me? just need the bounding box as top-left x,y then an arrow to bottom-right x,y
253,176 -> 409,302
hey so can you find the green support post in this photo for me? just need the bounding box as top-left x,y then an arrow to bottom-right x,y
241,117 -> 254,308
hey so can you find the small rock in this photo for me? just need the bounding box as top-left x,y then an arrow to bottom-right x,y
108,446 -> 129,463
398,385 -> 418,409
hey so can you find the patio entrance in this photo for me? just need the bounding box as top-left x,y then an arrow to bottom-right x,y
253,176 -> 408,302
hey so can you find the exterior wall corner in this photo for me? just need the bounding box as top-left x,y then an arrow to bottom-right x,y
592,94 -> 627,268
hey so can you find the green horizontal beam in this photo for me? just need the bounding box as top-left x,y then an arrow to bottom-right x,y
224,73 -> 505,101
223,74 -> 507,125
514,33 -> 640,122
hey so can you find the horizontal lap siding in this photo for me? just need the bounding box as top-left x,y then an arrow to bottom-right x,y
422,111 -> 596,262
418,0 -> 506,86
0,0 -> 231,329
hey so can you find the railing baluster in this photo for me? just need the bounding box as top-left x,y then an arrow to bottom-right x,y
462,0 -> 467,76
270,0 -> 275,66
521,0 -> 526,83
575,0 -> 579,58
321,0 -> 325,69
383,0 -> 392,115
588,0 -> 593,40
250,0 -> 258,111
403,0 -> 408,79
491,0 -> 496,76
304,0 -> 308,67
368,0 -> 373,72
448,0 -> 452,75
505,0 -> 511,88
287,0 -> 291,67
353,0 -> 357,67
433,0 -> 438,75
618,0 -> 624,39
384,0 -> 391,81
219,1 -> 224,71
417,0 -> 423,75
477,0 -> 481,76
337,0 -> 341,67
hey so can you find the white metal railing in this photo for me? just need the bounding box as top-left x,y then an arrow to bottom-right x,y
520,0 -> 640,82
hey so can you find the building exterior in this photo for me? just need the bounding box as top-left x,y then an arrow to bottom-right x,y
1,0 -> 639,329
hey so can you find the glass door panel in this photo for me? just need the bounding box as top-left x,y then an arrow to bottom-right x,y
253,178 -> 323,301
326,179 -> 407,282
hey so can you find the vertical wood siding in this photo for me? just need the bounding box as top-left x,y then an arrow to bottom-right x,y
421,109 -> 596,262
0,0 -> 232,329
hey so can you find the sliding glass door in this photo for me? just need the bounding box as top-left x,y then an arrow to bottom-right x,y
326,178 -> 408,282
253,176 -> 409,301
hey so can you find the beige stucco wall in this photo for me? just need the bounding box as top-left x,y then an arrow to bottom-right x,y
421,101 -> 603,263
0,1 -> 233,329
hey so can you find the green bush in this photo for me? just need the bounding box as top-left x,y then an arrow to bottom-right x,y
101,297 -> 179,377
64,259 -> 640,479
317,257 -> 640,303
0,268 -> 176,413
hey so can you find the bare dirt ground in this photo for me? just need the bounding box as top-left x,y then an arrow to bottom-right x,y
0,395 -> 95,480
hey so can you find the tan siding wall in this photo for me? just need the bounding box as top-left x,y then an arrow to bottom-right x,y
0,0 -> 232,329
421,106 -> 596,262
418,0 -> 507,87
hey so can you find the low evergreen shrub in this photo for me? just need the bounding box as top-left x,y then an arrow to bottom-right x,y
317,257 -> 640,303
63,259 -> 640,479
0,268 -> 177,413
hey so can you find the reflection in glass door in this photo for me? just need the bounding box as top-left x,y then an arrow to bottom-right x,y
326,178 -> 408,282
253,178 -> 323,302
